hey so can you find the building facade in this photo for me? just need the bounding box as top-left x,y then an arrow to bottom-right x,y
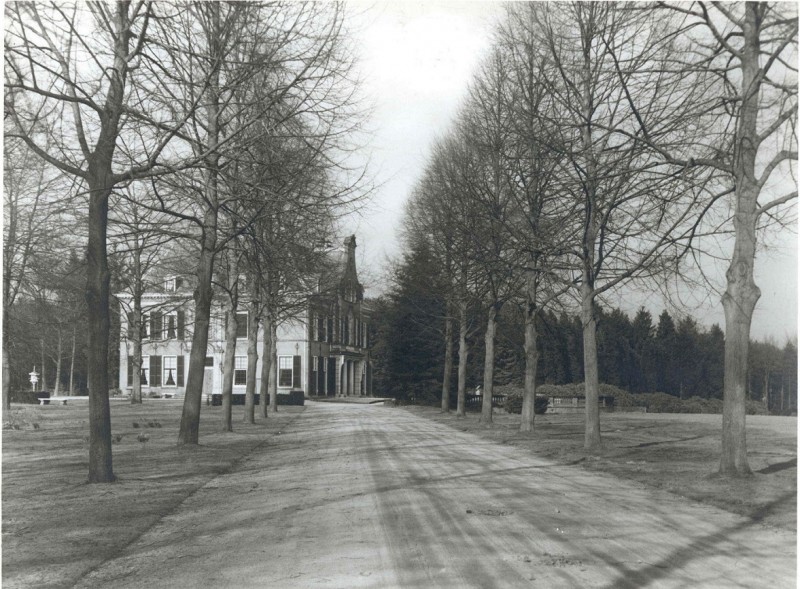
118,236 -> 372,399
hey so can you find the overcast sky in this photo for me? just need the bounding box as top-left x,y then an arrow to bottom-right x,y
343,1 -> 798,344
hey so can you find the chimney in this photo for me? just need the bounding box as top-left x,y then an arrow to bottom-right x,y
344,235 -> 357,266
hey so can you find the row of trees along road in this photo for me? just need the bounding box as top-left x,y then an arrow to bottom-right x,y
5,2 -> 368,483
372,266 -> 798,414
401,2 -> 796,476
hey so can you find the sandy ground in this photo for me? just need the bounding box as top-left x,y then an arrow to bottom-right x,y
403,406 -> 798,532
5,401 -> 791,588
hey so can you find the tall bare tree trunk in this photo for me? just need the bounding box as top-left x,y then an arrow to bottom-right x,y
243,298 -> 259,424
178,225 -> 217,445
259,313 -> 272,419
179,2 -> 222,445
69,327 -> 76,396
85,177 -> 114,482
40,341 -> 48,391
53,331 -> 63,396
441,304 -> 453,412
719,3 -> 765,477
456,300 -> 468,418
269,319 -> 278,413
520,278 -> 539,432
581,278 -> 601,450
220,257 -> 239,431
578,11 -> 602,450
131,244 -> 144,404
3,286 -> 11,408
221,305 -> 238,433
480,304 -> 498,424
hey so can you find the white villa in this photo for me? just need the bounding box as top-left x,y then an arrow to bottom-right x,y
118,236 -> 373,400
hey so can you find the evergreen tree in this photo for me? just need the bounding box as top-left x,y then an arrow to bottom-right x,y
630,308 -> 655,393
655,311 -> 679,395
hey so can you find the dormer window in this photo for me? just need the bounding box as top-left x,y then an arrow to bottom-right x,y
164,277 -> 176,292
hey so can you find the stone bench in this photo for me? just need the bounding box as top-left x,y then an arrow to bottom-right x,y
38,397 -> 78,405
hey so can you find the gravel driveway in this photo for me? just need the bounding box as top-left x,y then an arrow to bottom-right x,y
74,402 -> 796,588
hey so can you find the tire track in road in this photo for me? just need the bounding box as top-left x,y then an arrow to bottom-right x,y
72,403 -> 795,589
357,407 -> 795,588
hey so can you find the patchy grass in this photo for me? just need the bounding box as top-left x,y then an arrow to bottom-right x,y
403,406 -> 797,532
2,400 -> 304,589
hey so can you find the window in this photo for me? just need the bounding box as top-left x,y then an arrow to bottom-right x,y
164,277 -> 176,292
236,313 -> 248,338
279,356 -> 293,387
204,357 -> 214,367
149,311 -> 163,341
163,356 -> 177,387
140,356 -> 150,386
234,356 -> 247,386
164,313 -> 177,339
313,356 -> 318,371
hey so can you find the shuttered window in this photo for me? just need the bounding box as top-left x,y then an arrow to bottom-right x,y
293,355 -> 301,389
279,356 -> 293,387
150,312 -> 163,341
236,313 -> 248,338
150,355 -> 162,387
177,355 -> 185,387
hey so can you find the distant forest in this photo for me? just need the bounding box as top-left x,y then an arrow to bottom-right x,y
369,244 -> 797,415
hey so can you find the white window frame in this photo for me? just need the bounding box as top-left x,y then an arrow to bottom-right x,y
164,277 -> 176,292
162,356 -> 178,387
164,313 -> 178,339
140,356 -> 150,386
278,356 -> 293,388
234,356 -> 247,386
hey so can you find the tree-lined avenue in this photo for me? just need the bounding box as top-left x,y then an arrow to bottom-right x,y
74,402 -> 795,588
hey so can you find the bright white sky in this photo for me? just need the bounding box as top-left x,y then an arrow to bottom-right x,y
343,1 -> 798,344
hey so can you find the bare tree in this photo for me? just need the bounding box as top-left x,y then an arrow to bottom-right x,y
513,3 -> 713,449
5,1 -> 195,482
218,248 -> 242,432
141,2 -> 367,445
109,192 -> 179,404
2,135 -> 71,408
649,2 -> 798,474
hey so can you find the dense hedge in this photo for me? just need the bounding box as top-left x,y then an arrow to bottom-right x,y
408,381 -> 769,415
211,390 -> 305,406
10,390 -> 50,404
539,383 -> 768,415
495,385 -> 549,415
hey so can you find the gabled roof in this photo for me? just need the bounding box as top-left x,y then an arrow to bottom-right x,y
315,235 -> 363,301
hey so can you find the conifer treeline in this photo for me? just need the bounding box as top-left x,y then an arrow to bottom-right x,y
370,242 -> 797,415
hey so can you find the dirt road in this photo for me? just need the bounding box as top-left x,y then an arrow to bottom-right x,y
74,402 -> 795,588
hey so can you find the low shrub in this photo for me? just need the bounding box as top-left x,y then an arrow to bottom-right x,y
282,390 -> 305,406
498,386 -> 548,415
10,390 -> 49,404
745,399 -> 768,415
411,389 -> 440,407
503,390 -> 524,414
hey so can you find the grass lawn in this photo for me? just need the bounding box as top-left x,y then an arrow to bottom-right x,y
402,405 -> 797,532
2,400 -> 304,589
